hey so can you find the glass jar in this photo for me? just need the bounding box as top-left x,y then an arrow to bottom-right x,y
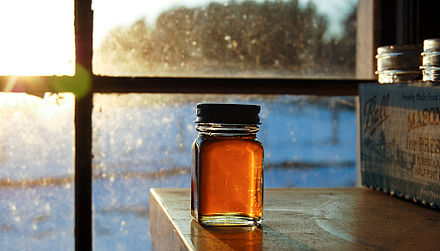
191,103 -> 264,227
420,38 -> 440,81
375,44 -> 422,83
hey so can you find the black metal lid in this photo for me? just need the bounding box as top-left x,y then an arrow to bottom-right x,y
194,103 -> 261,124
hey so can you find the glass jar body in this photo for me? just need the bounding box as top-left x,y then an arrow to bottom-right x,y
421,66 -> 440,81
377,70 -> 421,84
191,123 -> 264,227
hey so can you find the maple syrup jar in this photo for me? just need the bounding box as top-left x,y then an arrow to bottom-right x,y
191,103 -> 264,227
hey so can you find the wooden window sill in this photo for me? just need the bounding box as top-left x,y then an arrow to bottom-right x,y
150,188 -> 440,250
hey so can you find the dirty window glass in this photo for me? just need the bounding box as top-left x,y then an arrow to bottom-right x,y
92,93 -> 357,250
0,93 -> 75,250
0,1 -> 74,76
93,0 -> 358,78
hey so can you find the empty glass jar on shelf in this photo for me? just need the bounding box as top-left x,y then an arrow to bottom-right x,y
420,38 -> 440,82
376,44 -> 422,84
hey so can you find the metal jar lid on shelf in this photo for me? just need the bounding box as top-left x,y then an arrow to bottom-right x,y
376,44 -> 422,84
420,38 -> 440,81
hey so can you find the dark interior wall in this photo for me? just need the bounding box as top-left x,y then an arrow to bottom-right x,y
377,0 -> 440,46
417,0 -> 440,43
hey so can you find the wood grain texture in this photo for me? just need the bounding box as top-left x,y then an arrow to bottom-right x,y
150,188 -> 440,251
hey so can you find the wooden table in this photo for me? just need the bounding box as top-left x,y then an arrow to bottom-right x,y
149,188 -> 440,250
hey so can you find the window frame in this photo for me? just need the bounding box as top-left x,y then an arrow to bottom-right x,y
74,1 -> 370,250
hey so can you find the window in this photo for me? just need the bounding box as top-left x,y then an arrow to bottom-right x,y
0,93 -> 74,250
0,0 -> 390,250
93,0 -> 358,78
92,94 -> 357,249
0,0 -> 76,249
90,1 -> 364,249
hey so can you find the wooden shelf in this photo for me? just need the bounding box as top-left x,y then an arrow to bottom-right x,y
149,188 -> 440,250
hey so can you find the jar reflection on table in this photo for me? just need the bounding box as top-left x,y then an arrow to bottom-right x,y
190,220 -> 263,251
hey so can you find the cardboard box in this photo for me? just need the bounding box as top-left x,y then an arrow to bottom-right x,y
359,82 -> 440,209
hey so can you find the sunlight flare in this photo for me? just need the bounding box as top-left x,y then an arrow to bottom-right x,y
0,1 -> 75,76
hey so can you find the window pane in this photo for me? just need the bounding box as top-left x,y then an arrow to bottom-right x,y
0,93 -> 74,250
93,0 -> 359,78
92,94 -> 356,249
0,1 -> 75,76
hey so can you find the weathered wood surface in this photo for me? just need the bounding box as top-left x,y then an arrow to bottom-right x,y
150,188 -> 440,250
